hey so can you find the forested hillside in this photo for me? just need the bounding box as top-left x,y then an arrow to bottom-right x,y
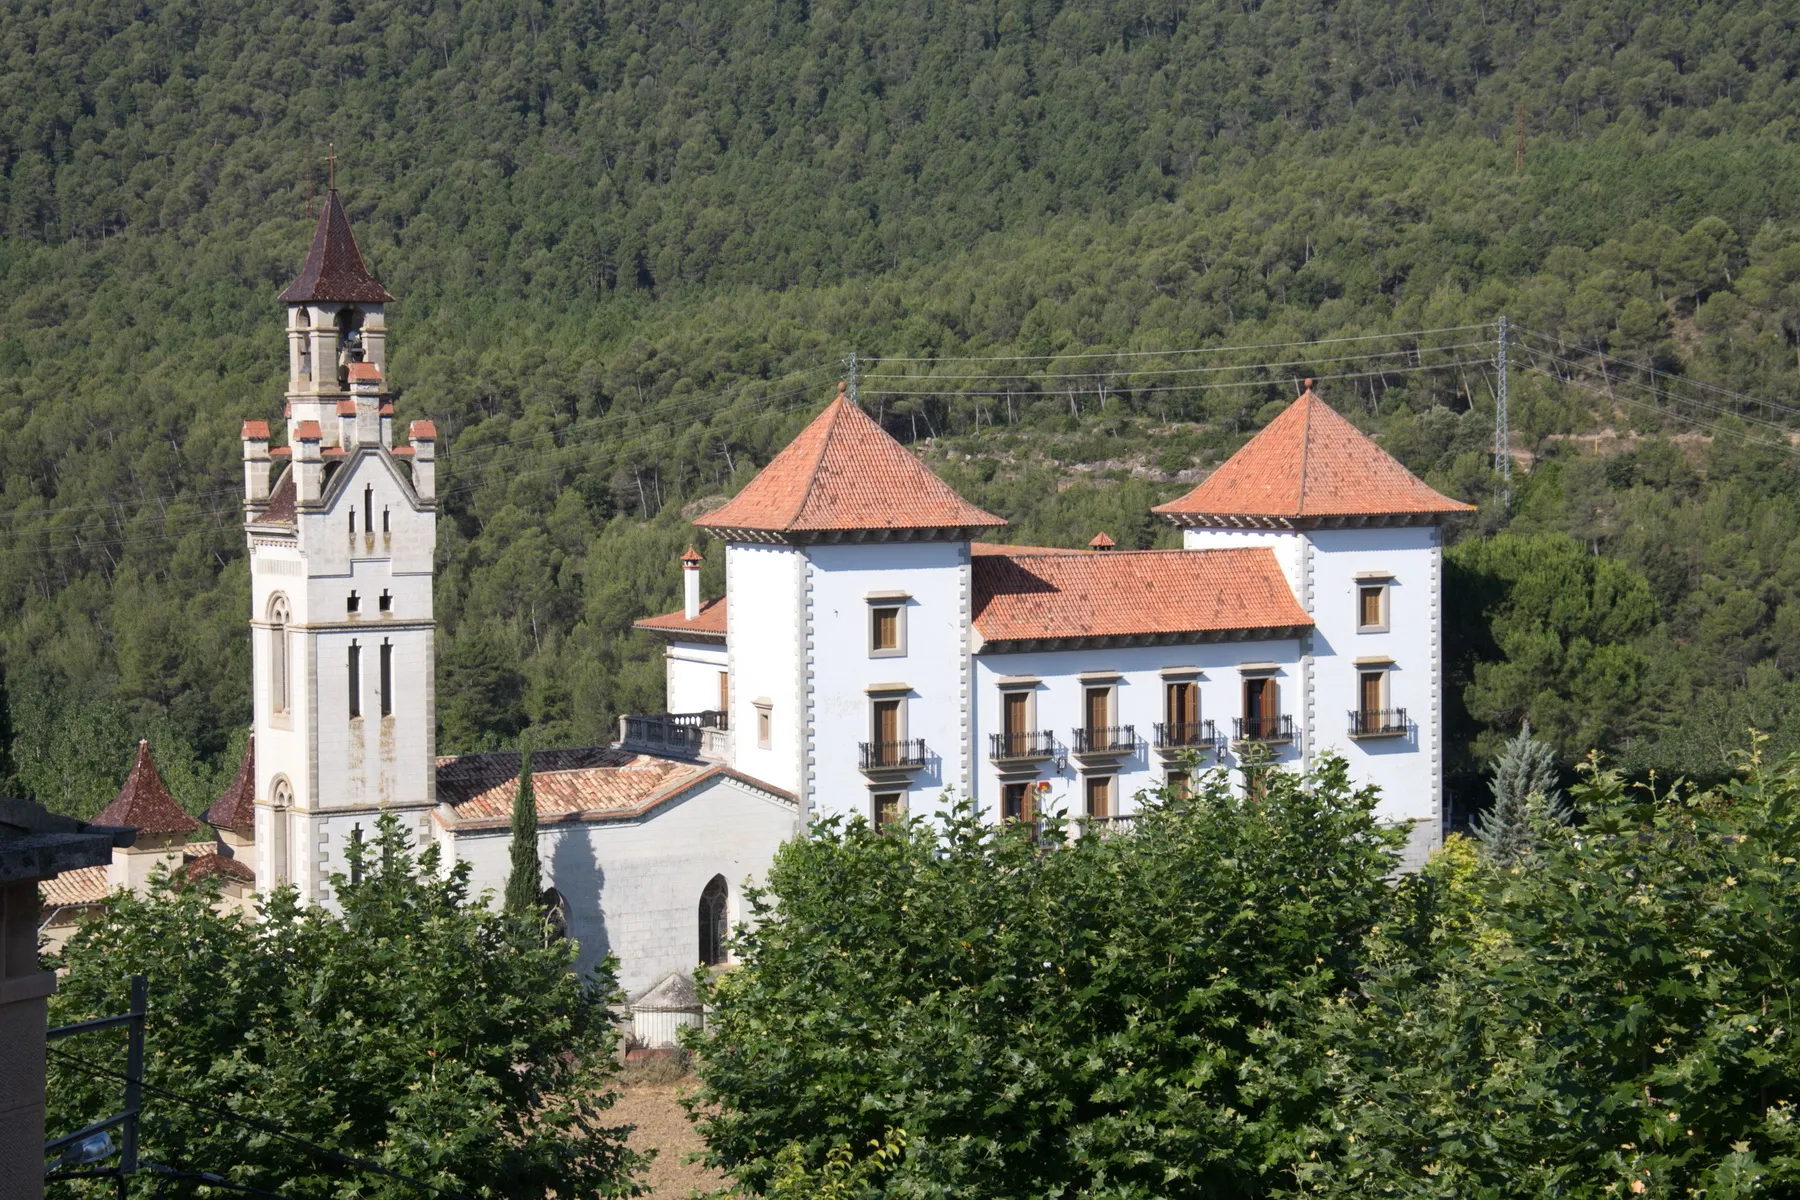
3,0 -> 1799,815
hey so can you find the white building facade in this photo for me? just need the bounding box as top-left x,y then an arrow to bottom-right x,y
638,382 -> 1473,869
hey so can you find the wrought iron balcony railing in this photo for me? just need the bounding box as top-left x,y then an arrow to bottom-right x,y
1154,719 -> 1220,752
989,730 -> 1057,762
1071,724 -> 1136,754
1232,715 -> 1295,744
860,739 -> 927,771
1348,707 -> 1409,737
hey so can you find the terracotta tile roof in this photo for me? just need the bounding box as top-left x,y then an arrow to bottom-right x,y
634,596 -> 727,639
39,864 -> 110,909
242,420 -> 270,440
277,189 -> 395,304
681,546 -> 704,565
973,547 -> 1311,645
260,470 -> 297,523
294,420 -> 323,441
1088,532 -> 1116,549
94,741 -> 200,837
409,420 -> 436,440
203,736 -> 255,831
347,362 -> 381,383
181,852 -> 255,885
336,399 -> 358,416
1154,383 -> 1476,523
972,541 -> 1085,556
696,386 -> 1003,537
435,746 -> 792,828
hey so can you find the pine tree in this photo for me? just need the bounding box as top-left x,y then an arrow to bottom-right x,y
1474,722 -> 1566,866
504,738 -> 541,917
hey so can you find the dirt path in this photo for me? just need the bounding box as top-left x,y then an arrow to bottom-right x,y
612,1073 -> 730,1198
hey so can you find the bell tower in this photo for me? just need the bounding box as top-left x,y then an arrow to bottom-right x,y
242,187 -> 439,906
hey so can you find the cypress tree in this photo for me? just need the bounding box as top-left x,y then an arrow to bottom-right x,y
1474,722 -> 1566,866
504,738 -> 541,917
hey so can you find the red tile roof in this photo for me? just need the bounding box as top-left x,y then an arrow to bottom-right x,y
696,387 -> 1003,537
409,420 -> 436,440
681,546 -> 704,565
347,362 -> 381,382
203,736 -> 255,831
39,864 -> 110,909
181,852 -> 255,885
277,189 -> 395,304
94,741 -> 200,837
635,596 -> 727,639
435,746 -> 792,829
972,541 -> 1085,556
336,399 -> 358,416
294,420 -> 323,441
973,547 -> 1310,645
1154,383 -> 1476,523
242,420 -> 270,440
1088,532 -> 1116,549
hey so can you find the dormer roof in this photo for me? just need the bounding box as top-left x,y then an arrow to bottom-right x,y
697,385 -> 1004,541
202,736 -> 255,831
278,190 -> 395,305
1154,383 -> 1475,527
94,741 -> 200,837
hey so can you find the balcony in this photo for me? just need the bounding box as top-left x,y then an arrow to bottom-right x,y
1078,814 -> 1137,839
1154,720 -> 1220,755
1232,715 -> 1295,745
619,710 -> 731,761
860,739 -> 927,774
1071,724 -> 1136,757
1349,707 -> 1409,738
989,730 -> 1056,764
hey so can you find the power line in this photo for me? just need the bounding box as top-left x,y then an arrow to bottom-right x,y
1512,325 -> 1800,420
48,1046 -> 473,1200
870,323 -> 1494,363
861,357 -> 1493,400
1514,363 -> 1794,452
860,339 -> 1493,383
1519,344 -> 1798,438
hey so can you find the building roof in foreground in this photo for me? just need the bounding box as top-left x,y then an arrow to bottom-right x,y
94,741 -> 201,837
972,546 -> 1311,648
633,596 -> 728,641
203,736 -> 256,831
696,386 -> 1004,539
434,746 -> 793,830
1154,383 -> 1475,526
39,864 -> 110,909
181,852 -> 255,886
278,189 -> 395,304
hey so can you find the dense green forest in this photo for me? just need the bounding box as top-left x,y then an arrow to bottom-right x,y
3,0 -> 1800,817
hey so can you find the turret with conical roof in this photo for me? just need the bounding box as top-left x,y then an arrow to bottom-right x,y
97,740 -> 200,894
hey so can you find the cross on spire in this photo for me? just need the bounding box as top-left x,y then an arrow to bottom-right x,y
326,141 -> 338,191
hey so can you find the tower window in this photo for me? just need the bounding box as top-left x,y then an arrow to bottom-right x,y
349,823 -> 363,885
346,591 -> 359,614
349,510 -> 357,536
378,590 -> 392,613
363,486 -> 373,535
348,641 -> 362,719
380,640 -> 393,717
268,595 -> 290,715
382,506 -> 390,534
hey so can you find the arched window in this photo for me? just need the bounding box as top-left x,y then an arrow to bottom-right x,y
268,594 -> 290,715
270,777 -> 293,885
698,875 -> 729,967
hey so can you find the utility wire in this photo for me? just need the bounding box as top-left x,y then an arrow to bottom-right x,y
47,1046 -> 473,1200
870,323 -> 1494,363
1515,363 -> 1794,452
862,357 -> 1493,399
860,340 -> 1493,383
1518,345 -> 1797,438
1512,325 -> 1800,420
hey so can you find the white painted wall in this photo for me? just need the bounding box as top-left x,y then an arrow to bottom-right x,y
1179,527 -> 1307,595
665,642 -> 728,715
803,541 -> 972,823
725,544 -> 805,794
1305,525 -> 1442,857
442,777 -> 799,998
972,638 -> 1304,818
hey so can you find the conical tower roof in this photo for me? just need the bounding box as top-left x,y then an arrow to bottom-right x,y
697,385 -> 1003,539
1154,382 -> 1475,526
202,735 -> 256,831
94,741 -> 200,837
278,190 -> 394,304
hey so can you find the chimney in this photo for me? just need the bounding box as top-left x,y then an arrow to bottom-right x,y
242,420 -> 271,502
336,398 -> 357,450
379,401 -> 394,449
408,421 -> 436,500
349,361 -> 382,447
294,420 -> 324,501
681,545 -> 703,620
1088,532 -> 1116,551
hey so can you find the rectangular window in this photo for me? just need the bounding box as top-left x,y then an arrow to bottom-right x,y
872,698 -> 901,764
1166,680 -> 1198,728
271,627 -> 288,715
382,506 -> 391,534
1001,781 -> 1034,823
1002,690 -> 1030,758
873,792 -> 903,828
1166,769 -> 1191,800
380,641 -> 393,717
346,591 -> 359,614
1084,775 -> 1112,819
1360,670 -> 1383,717
870,605 -> 902,655
1243,676 -> 1277,738
378,590 -> 392,613
756,704 -> 772,750
1358,584 -> 1388,632
348,643 -> 362,719
718,671 -> 730,720
1084,686 -> 1110,734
